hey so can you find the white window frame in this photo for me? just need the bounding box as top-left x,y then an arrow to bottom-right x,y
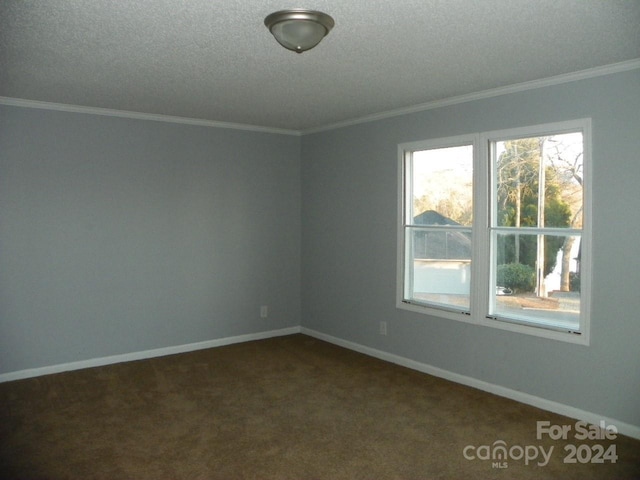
396,134 -> 478,322
397,119 -> 591,345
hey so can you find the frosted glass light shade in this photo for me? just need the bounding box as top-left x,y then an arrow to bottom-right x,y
265,10 -> 334,53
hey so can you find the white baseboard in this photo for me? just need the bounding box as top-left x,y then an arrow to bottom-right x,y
301,327 -> 640,441
3,325 -> 638,441
0,326 -> 302,383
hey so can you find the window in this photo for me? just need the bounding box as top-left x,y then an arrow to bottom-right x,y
398,120 -> 591,344
399,138 -> 475,314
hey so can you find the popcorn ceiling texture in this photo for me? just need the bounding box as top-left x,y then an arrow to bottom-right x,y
1,0 -> 639,131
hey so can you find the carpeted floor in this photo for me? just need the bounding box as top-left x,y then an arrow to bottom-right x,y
1,334 -> 638,479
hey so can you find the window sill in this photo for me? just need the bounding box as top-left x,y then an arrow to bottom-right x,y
397,300 -> 589,345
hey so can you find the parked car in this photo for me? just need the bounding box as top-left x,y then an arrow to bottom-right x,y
496,286 -> 513,296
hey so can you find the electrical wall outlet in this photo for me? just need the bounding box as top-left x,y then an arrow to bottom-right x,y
260,305 -> 268,318
379,321 -> 387,335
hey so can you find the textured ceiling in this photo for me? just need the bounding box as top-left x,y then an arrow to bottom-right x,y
1,0 -> 639,132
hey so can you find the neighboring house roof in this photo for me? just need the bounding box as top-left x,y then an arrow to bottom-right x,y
413,210 -> 462,226
412,210 -> 471,260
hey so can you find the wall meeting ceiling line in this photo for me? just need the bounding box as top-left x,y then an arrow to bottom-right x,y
1,59 -> 638,136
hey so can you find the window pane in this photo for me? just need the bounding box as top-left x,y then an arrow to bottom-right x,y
495,133 -> 583,229
405,227 -> 471,310
404,143 -> 473,312
492,232 -> 581,331
411,145 -> 473,226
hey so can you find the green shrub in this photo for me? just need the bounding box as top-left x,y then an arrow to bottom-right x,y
496,263 -> 535,293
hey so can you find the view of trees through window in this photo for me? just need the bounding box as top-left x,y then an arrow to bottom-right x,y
401,122 -> 588,338
412,145 -> 473,227
406,133 -> 584,327
492,132 -> 583,328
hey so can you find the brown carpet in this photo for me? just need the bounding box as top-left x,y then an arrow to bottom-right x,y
1,334 -> 638,479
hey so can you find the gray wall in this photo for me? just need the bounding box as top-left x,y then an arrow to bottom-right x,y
301,69 -> 640,426
0,106 -> 301,373
1,68 -> 639,428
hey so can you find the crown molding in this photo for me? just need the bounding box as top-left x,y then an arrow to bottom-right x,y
2,59 -> 638,136
0,97 -> 301,136
302,59 -> 640,135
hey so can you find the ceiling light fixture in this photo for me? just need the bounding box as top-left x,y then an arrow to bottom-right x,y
264,9 -> 335,53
